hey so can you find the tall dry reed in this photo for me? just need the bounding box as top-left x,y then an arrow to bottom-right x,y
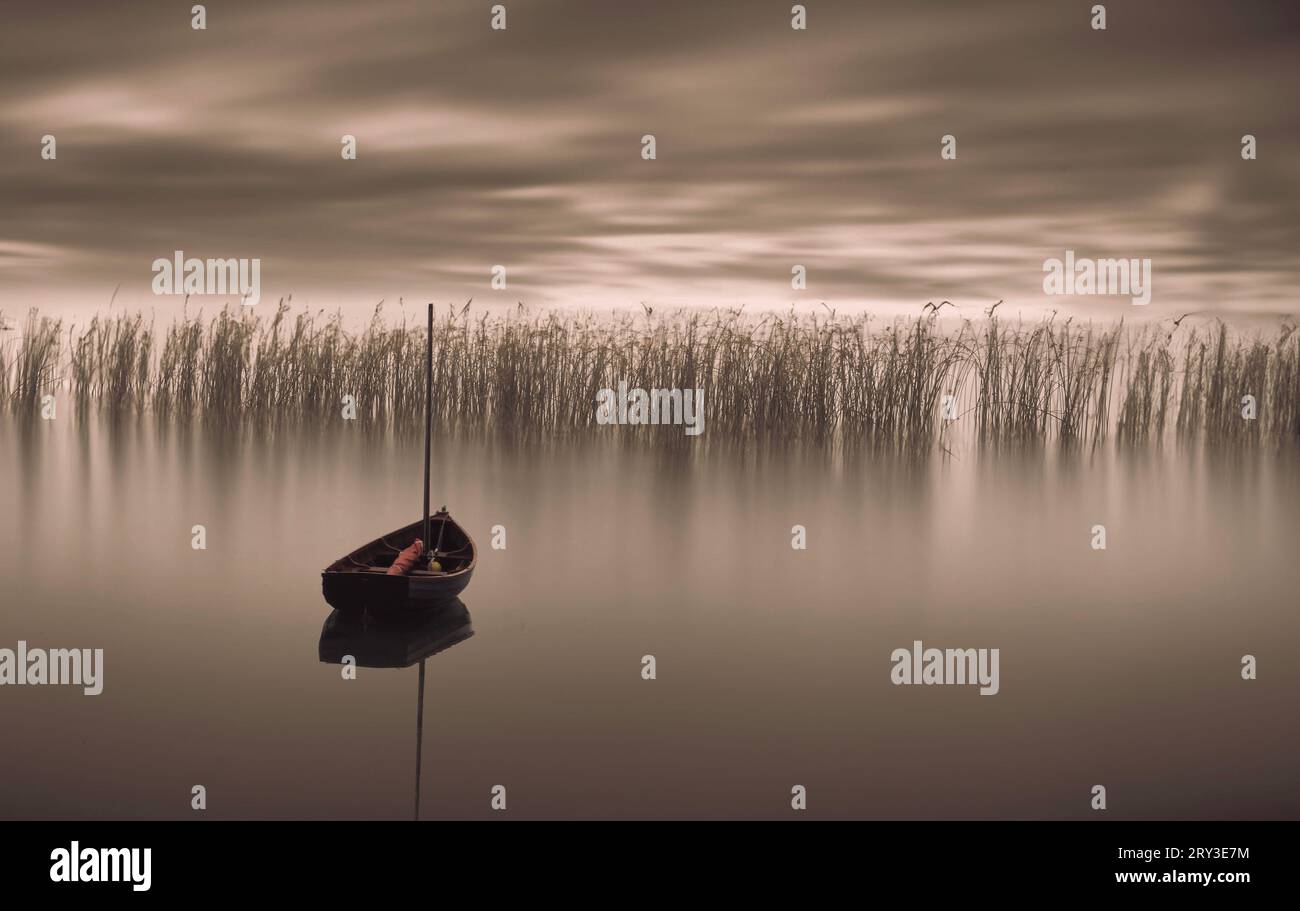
2,304 -> 1297,451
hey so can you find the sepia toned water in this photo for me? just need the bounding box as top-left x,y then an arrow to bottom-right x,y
2,413 -> 1298,820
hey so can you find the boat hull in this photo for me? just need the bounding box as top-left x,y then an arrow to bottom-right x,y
321,515 -> 476,616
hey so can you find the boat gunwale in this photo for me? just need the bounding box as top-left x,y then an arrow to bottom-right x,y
322,516 -> 477,580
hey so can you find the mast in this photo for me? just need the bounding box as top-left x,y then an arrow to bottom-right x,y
422,303 -> 433,560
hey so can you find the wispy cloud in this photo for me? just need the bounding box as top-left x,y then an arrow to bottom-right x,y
0,0 -> 1296,317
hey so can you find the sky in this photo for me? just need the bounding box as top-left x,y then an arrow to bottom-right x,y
0,0 -> 1297,323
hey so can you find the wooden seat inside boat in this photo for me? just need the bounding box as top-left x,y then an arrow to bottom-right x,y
342,553 -> 470,574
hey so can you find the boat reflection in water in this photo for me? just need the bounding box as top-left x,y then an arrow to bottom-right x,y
318,599 -> 473,819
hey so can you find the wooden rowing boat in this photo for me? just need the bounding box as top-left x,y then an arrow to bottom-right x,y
321,509 -> 476,615
320,301 -> 478,616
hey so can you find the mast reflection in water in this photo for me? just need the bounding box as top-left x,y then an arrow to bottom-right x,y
318,600 -> 474,820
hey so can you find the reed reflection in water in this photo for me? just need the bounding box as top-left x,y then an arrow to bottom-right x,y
1,411 -> 1297,819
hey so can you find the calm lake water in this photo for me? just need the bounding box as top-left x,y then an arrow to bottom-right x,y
2,413 -> 1298,819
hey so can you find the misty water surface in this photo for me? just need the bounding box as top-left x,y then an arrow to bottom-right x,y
1,413 -> 1297,819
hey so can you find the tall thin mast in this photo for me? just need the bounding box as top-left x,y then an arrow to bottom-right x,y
422,303 -> 433,558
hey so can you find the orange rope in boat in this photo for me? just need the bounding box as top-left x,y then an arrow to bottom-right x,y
386,539 -> 425,575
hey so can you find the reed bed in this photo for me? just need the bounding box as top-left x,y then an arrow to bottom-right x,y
1,303 -> 1297,451
5,311 -> 63,413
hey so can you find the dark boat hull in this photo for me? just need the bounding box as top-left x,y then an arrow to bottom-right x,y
321,514 -> 476,616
